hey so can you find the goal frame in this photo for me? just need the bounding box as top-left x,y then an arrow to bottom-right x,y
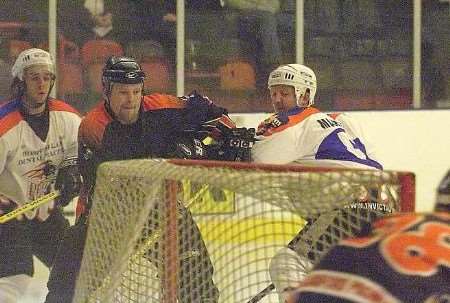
74,159 -> 415,303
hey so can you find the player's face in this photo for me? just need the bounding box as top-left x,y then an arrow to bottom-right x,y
22,65 -> 54,114
269,85 -> 297,112
109,83 -> 143,124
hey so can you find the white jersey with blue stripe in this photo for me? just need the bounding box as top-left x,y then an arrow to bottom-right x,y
251,106 -> 382,170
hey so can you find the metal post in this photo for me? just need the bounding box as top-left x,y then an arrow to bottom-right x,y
176,0 -> 185,97
163,180 -> 179,303
48,0 -> 57,97
296,0 -> 304,64
413,0 -> 422,108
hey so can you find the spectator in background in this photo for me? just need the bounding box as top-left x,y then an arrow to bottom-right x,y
125,1 -> 177,64
277,0 -> 296,61
220,0 -> 283,93
0,1 -> 37,27
125,1 -> 222,69
58,0 -> 128,48
0,0 -> 48,45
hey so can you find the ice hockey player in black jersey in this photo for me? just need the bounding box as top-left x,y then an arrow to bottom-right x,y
45,56 -> 255,303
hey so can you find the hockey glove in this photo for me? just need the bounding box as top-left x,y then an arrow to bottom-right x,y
256,111 -> 289,135
199,115 -> 237,140
181,91 -> 228,129
215,127 -> 256,162
181,90 -> 213,109
182,115 -> 255,162
0,195 -> 24,221
174,135 -> 209,160
55,157 -> 82,207
204,116 -> 255,161
174,115 -> 255,162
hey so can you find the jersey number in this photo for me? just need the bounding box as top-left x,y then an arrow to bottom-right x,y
337,132 -> 367,160
342,215 -> 450,276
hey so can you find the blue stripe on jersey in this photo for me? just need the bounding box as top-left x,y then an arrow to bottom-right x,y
0,99 -> 21,120
286,106 -> 303,116
316,129 -> 383,170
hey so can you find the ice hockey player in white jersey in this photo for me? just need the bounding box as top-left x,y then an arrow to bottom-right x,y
0,48 -> 81,303
251,64 -> 382,170
250,64 -> 383,302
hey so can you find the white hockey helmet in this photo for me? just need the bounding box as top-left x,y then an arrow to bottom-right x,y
11,48 -> 55,81
268,64 -> 317,106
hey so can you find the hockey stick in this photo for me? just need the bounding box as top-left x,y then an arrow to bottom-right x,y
247,283 -> 275,303
0,191 -> 60,224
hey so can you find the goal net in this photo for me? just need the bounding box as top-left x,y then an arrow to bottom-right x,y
72,159 -> 414,303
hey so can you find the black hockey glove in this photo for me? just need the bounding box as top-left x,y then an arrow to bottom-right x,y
181,90 -> 213,108
213,127 -> 256,162
202,115 -> 256,161
181,91 -> 228,129
174,115 -> 231,160
174,136 -> 209,160
174,115 -> 255,162
55,157 -> 82,207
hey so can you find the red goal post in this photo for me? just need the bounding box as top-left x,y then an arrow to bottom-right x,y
73,159 -> 415,303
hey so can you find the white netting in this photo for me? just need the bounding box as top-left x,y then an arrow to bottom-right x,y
73,159 -> 414,303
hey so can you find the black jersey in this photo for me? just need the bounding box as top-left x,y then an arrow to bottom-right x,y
288,212 -> 450,303
46,93 -> 225,303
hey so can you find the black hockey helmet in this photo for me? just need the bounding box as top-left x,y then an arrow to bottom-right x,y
102,56 -> 146,119
102,56 -> 146,91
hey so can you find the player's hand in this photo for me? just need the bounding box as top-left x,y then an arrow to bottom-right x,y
0,195 -> 24,221
55,158 -> 81,207
256,112 -> 289,135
